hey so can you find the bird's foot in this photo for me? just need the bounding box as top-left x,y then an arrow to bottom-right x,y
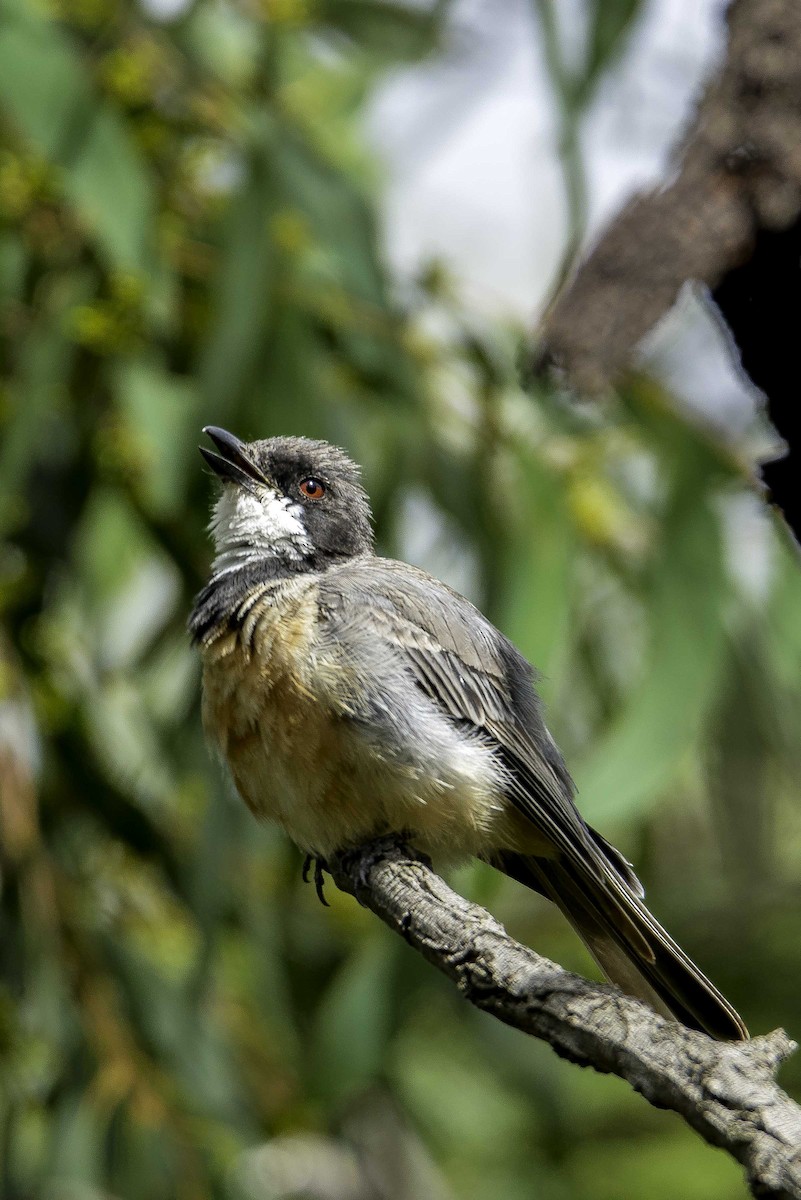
335,832 -> 430,894
301,853 -> 329,906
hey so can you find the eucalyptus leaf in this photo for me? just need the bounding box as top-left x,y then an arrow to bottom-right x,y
310,932 -> 398,1103
574,491 -> 728,825
497,455 -> 578,702
0,11 -> 155,274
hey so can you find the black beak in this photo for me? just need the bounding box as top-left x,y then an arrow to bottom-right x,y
200,426 -> 268,488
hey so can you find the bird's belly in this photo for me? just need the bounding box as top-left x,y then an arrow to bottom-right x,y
200,615 -> 372,853
200,623 -> 511,859
223,691 -> 379,854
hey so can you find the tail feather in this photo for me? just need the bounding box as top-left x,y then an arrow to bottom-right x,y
492,849 -> 748,1041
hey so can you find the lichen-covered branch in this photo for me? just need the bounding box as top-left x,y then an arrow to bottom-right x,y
536,0 -> 801,394
329,840 -> 801,1200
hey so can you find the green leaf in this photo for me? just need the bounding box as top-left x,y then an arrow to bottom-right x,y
496,454 -> 578,702
765,537 -> 801,690
46,1095 -> 106,1189
65,107 -> 154,277
198,138 -> 276,416
0,234 -> 27,302
584,0 -> 644,92
573,487 -> 728,825
0,9 -> 154,274
273,120 -> 386,306
116,359 -> 202,518
0,8 -> 90,160
319,0 -> 447,60
570,1128 -> 744,1200
0,272 -> 93,532
310,932 -> 397,1103
182,0 -> 261,87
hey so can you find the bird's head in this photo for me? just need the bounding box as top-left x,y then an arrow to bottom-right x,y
200,427 -> 373,574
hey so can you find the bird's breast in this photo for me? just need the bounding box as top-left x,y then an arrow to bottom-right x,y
197,574 -> 515,859
198,577 -> 376,852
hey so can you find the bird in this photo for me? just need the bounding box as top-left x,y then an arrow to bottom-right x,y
189,426 -> 748,1041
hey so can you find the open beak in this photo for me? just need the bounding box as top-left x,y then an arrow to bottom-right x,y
200,426 -> 268,488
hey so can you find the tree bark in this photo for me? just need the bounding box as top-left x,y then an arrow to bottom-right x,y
536,0 -> 801,395
534,0 -> 801,540
329,840 -> 801,1200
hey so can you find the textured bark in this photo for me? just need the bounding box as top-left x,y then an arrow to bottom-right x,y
329,840 -> 801,1200
536,0 -> 801,396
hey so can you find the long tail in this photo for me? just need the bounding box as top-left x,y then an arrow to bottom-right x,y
492,848 -> 748,1041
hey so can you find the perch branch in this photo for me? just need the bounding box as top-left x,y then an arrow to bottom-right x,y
329,839 -> 801,1200
536,0 -> 801,393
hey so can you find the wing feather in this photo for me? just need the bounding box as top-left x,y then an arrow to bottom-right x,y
318,559 -> 750,1037
319,558 -> 624,889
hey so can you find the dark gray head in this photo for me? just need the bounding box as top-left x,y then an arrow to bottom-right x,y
200,427 -> 373,573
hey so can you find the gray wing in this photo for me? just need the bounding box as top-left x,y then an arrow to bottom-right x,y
318,557 -> 622,883
319,560 -> 756,1042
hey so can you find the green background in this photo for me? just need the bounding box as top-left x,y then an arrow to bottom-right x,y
1,2 -> 800,1197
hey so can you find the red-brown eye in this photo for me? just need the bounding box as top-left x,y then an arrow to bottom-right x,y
299,477 -> 326,500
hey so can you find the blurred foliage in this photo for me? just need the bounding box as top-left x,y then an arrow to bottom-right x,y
1,1 -> 800,1199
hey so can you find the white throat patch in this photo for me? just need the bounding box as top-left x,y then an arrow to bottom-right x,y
210,486 -> 312,574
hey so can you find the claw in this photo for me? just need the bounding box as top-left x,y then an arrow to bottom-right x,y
314,859 -> 329,907
301,853 -> 329,906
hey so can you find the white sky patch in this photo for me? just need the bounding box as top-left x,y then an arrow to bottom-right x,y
580,0 -> 727,235
367,0 -> 565,319
210,486 -> 312,574
718,490 -> 777,602
138,0 -> 192,19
